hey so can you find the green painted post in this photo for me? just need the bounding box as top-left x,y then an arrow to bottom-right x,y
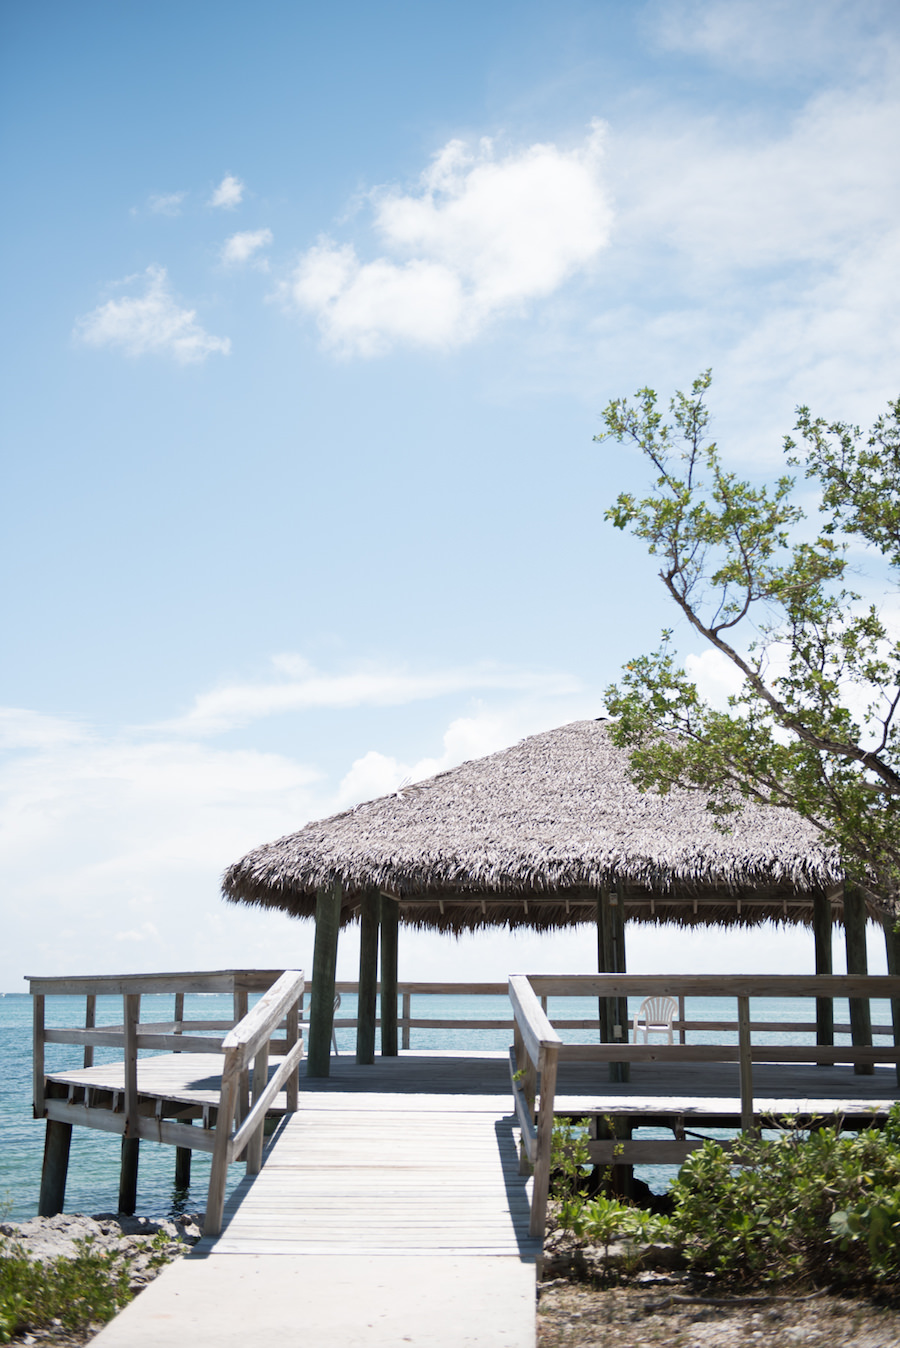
356,889 -> 380,1065
307,882 -> 341,1078
812,890 -> 834,1057
381,896 -> 399,1057
844,882 -> 873,1075
613,879 -> 630,1085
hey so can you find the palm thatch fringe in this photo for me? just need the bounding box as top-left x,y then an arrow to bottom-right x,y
222,719 -> 848,932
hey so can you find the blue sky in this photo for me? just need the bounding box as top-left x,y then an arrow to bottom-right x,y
2,0 -> 898,989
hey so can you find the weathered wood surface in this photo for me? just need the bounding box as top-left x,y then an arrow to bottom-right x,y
44,1047 -> 899,1117
202,1099 -> 539,1258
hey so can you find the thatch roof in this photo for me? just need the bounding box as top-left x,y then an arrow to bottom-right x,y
222,720 -> 851,933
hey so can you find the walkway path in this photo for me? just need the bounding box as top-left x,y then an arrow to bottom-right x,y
91,1081 -> 539,1347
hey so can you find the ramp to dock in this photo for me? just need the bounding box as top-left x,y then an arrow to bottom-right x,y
91,1090 -> 539,1347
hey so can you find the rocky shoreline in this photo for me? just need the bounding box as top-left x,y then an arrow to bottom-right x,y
0,1213 -> 202,1347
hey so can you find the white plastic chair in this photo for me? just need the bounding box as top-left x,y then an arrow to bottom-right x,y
632,995 -> 678,1044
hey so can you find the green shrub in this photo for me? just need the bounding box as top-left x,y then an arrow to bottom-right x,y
0,1234 -> 162,1343
668,1104 -> 900,1289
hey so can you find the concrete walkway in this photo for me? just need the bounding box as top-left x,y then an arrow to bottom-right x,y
92,1091 -> 538,1346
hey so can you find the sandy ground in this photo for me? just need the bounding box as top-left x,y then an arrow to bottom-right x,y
537,1280 -> 900,1348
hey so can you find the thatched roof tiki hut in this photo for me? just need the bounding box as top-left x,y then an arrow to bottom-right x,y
223,720 -> 891,1078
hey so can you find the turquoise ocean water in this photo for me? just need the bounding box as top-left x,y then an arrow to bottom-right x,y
0,991 -> 894,1221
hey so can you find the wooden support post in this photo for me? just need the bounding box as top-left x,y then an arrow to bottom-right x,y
33,994 -> 45,1119
597,884 -> 629,1083
118,1138 -> 140,1215
118,992 -> 141,1214
882,913 -> 900,1088
308,882 -> 341,1078
844,882 -> 874,1075
123,993 -> 140,1125
738,994 -> 754,1134
613,879 -> 630,1084
38,1120 -> 72,1217
83,995 -> 96,1069
812,890 -> 834,1057
356,888 -> 380,1065
381,895 -> 399,1057
175,1140 -> 192,1190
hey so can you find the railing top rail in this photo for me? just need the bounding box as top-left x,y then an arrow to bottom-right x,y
222,970 -> 305,1071
525,973 -> 900,998
27,969 -> 287,997
508,974 -> 562,1066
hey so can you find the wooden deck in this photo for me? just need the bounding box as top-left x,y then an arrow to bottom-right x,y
45,1045 -> 900,1126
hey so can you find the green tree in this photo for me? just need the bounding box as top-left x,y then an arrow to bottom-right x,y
597,371 -> 900,916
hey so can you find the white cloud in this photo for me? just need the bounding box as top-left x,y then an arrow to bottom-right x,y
286,123 -> 613,355
651,0 -> 892,77
209,174 -> 245,209
159,657 -> 582,736
148,191 -> 186,217
75,266 -> 231,364
221,227 -> 273,266
335,709 -> 526,806
0,708 -> 90,750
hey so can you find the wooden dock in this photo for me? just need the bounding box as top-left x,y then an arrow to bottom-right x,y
89,1058 -> 540,1348
29,969 -> 900,1347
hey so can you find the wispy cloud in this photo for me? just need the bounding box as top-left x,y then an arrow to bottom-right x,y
75,266 -> 231,364
148,191 -> 187,217
159,656 -> 582,736
221,227 -> 273,266
209,174 -> 245,209
285,123 -> 612,355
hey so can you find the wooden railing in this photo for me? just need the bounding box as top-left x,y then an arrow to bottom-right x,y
510,972 -> 900,1241
29,969 -> 305,1237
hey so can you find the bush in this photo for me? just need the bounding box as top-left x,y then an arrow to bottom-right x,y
548,1105 -> 900,1293
667,1104 -> 900,1289
0,1231 -> 176,1343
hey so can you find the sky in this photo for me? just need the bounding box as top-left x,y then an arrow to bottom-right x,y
1,0 -> 898,991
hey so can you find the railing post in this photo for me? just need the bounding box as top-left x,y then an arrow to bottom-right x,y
205,1067 -> 239,1238
83,995 -> 96,1069
737,994 -> 754,1134
233,988 -> 250,1121
245,1042 -> 269,1174
678,993 -> 686,1045
529,1041 -> 559,1240
173,992 -> 184,1055
402,991 -> 411,1051
285,1000 -> 300,1111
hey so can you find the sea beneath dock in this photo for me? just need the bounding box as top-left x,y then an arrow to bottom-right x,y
1,989 -> 895,1221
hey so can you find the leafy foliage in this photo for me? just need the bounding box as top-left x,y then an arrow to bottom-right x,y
0,1232 -> 176,1343
668,1106 -> 900,1289
549,1108 -> 900,1293
597,373 -> 900,912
